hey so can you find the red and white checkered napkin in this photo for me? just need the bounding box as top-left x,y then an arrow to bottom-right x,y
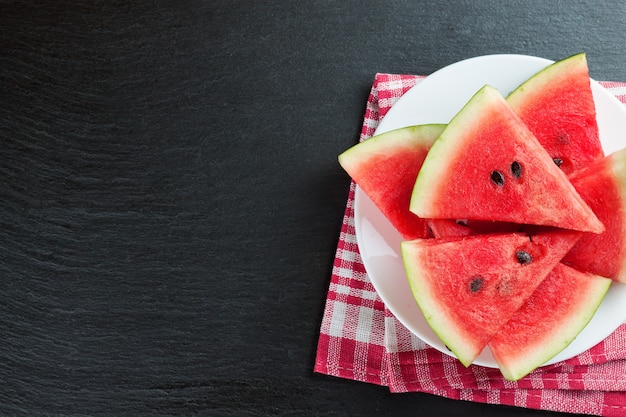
315,73 -> 626,416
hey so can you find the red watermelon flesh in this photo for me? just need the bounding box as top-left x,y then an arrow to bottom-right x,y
506,53 -> 603,175
562,148 -> 626,283
400,230 -> 581,367
427,219 -> 473,238
489,263 -> 611,381
338,124 -> 445,240
410,85 -> 604,234
428,218 -> 523,238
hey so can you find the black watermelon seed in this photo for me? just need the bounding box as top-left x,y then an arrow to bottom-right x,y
511,161 -> 522,178
469,277 -> 483,292
553,158 -> 563,167
516,250 -> 532,265
490,170 -> 505,186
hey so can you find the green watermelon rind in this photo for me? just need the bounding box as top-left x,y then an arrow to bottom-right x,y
408,87 -> 498,216
400,239 -> 478,366
506,52 -> 587,105
490,267 -> 612,381
609,151 -> 626,281
505,52 -> 603,175
338,124 -> 446,239
338,124 -> 446,169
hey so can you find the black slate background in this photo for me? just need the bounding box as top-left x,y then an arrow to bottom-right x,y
2,1 -> 626,416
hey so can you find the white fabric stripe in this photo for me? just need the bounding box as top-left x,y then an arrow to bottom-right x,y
359,288 -> 379,300
604,85 -> 626,97
384,315 -> 398,352
514,389 -> 527,409
377,79 -> 407,91
328,301 -> 347,338
378,97 -> 402,110
329,283 -> 378,301
410,329 -> 427,351
333,266 -> 368,281
487,389 -> 502,405
332,283 -> 351,295
339,231 -> 357,245
355,307 -> 374,343
337,248 -> 359,263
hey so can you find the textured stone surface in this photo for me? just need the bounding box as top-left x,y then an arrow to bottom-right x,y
1,1 -> 625,415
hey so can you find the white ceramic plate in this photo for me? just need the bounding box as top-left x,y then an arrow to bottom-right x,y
354,54 -> 626,368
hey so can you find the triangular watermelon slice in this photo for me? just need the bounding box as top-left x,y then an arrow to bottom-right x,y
338,124 -> 445,240
562,148 -> 626,282
507,53 -> 604,175
489,263 -> 611,381
410,85 -> 604,234
400,230 -> 581,366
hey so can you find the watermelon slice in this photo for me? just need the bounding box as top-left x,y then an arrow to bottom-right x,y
338,124 -> 445,240
562,148 -> 626,283
489,263 -> 611,381
410,85 -> 604,234
507,53 -> 603,175
400,230 -> 581,366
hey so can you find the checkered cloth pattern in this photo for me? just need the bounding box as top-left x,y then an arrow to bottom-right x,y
315,73 -> 626,416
